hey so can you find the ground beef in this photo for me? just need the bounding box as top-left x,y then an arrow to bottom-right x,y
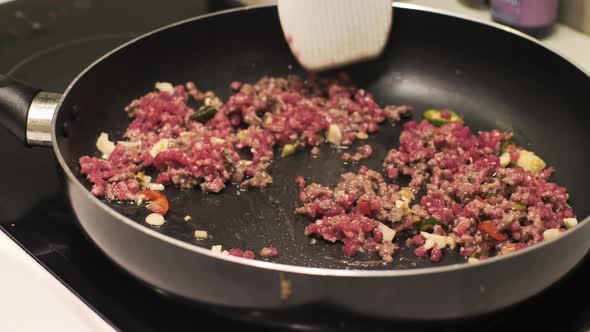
341,144 -> 373,162
79,74 -> 412,200
297,119 -> 575,264
228,249 -> 255,259
259,247 -> 279,257
296,166 -> 422,261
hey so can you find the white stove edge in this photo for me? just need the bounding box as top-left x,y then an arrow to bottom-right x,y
0,230 -> 115,332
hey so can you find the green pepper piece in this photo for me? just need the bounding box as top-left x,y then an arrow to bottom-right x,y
422,109 -> 464,126
512,202 -> 527,211
190,106 -> 218,123
418,217 -> 448,232
281,140 -> 301,157
469,248 -> 490,259
499,138 -> 516,155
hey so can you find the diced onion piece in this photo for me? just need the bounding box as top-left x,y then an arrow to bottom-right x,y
117,141 -> 139,148
194,230 -> 208,239
543,228 -> 562,241
326,124 -> 342,146
96,132 -> 116,159
355,132 -> 368,140
423,239 -> 435,250
378,222 -> 396,242
446,236 -> 456,250
155,82 -> 175,94
211,245 -> 222,253
210,137 -> 226,144
399,188 -> 415,202
145,213 -> 166,226
395,200 -> 406,209
564,217 -> 578,229
148,183 -> 165,191
149,138 -> 171,157
221,250 -> 229,255
516,150 -> 546,173
420,231 -> 449,249
468,257 -> 480,264
184,215 -> 192,221
499,152 -> 511,167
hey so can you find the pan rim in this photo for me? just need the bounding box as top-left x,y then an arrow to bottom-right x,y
52,3 -> 590,277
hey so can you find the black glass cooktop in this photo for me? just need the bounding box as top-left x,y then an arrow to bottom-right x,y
1,0 -> 589,331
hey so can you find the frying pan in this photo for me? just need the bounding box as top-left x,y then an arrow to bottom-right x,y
0,3 -> 589,320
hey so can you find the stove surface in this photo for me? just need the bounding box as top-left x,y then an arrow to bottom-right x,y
0,0 -> 589,331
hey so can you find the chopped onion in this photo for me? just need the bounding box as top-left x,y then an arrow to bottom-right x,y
117,141 -> 139,148
210,137 -> 226,144
194,230 -> 208,239
467,257 -> 480,264
420,231 -> 449,249
326,124 -> 342,146
148,183 -> 165,191
378,222 -> 396,242
155,82 -> 175,94
96,132 -> 116,159
211,245 -> 222,253
149,138 -> 171,157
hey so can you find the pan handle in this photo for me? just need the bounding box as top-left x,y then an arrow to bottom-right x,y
0,74 -> 61,147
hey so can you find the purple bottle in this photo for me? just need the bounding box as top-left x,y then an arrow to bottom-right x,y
491,0 -> 559,38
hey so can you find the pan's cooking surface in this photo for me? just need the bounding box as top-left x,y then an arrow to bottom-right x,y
57,5 -> 590,270
110,123 -> 467,270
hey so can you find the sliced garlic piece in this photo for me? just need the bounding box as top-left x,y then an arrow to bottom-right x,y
543,228 -> 562,241
564,217 -> 578,229
145,213 -> 165,226
194,230 -> 208,239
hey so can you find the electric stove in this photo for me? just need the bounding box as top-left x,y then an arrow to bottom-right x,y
1,0 -> 589,331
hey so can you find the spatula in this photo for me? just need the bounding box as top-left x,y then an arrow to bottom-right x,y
277,0 -> 393,72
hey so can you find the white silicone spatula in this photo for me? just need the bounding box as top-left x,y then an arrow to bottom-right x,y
277,0 -> 393,72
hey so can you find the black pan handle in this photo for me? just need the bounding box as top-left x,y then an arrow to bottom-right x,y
0,74 -> 40,143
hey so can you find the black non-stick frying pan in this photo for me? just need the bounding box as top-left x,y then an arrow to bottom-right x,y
0,3 -> 589,320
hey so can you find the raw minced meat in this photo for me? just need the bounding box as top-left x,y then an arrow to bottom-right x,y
79,74 -> 412,201
297,118 -> 576,263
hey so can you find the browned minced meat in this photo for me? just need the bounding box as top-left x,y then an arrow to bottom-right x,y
297,119 -> 576,264
228,248 -> 255,259
384,120 -> 575,262
296,166 -> 422,262
259,247 -> 279,257
341,144 -> 373,162
79,74 -> 412,201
